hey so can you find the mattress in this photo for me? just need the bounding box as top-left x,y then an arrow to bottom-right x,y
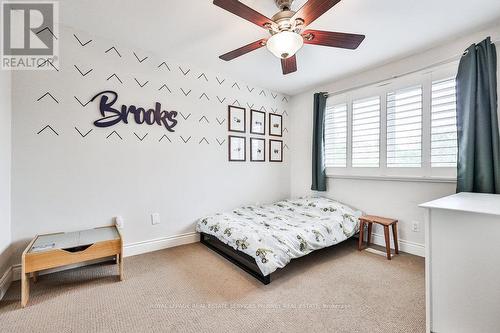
195,197 -> 362,276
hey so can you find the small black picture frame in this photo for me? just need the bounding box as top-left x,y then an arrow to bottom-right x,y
250,138 -> 266,162
269,139 -> 283,162
250,109 -> 266,135
228,106 -> 246,133
269,113 -> 283,137
228,135 -> 246,161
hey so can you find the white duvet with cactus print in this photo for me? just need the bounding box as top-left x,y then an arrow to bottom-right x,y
196,197 -> 362,276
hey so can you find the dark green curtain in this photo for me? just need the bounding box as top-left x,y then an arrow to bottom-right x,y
456,37 -> 500,193
311,92 -> 327,191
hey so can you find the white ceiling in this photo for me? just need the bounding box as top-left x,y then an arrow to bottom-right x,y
60,0 -> 500,95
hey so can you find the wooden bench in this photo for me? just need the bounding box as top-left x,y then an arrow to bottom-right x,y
358,215 -> 399,260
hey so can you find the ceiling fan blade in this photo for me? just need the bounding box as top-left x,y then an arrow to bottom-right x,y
219,39 -> 267,61
281,55 -> 297,75
292,0 -> 341,26
302,29 -> 365,49
213,0 -> 274,29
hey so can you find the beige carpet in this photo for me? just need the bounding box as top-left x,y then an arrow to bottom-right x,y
0,239 -> 425,332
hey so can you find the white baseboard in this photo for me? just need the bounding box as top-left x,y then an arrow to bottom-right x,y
124,232 -> 199,257
0,266 -> 13,300
368,232 -> 425,257
8,232 -> 200,283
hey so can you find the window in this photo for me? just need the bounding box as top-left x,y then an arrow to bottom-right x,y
352,96 -> 380,167
386,85 -> 422,167
431,78 -> 457,167
325,103 -> 347,167
324,63 -> 458,180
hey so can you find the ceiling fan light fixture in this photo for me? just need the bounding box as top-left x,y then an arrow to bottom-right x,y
266,31 -> 303,59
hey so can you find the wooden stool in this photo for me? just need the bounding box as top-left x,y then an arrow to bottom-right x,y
358,215 -> 399,260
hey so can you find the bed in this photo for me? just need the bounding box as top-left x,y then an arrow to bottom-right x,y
195,197 -> 362,284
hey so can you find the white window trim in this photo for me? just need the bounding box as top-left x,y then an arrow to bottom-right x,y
324,173 -> 457,183
325,63 -> 458,182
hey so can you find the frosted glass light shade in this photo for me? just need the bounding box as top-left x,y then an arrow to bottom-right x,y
266,31 -> 303,59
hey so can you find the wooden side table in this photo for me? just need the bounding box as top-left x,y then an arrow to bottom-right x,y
358,215 -> 399,260
21,225 -> 123,307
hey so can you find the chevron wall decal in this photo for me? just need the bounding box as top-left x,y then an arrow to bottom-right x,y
216,77 -> 225,85
37,92 -> 59,104
28,29 -> 289,161
73,34 -> 92,46
180,136 -> 191,143
199,116 -> 209,123
134,132 -> 148,141
158,84 -> 172,93
197,73 -> 208,81
37,125 -> 59,136
199,93 -> 210,101
180,88 -> 191,96
106,73 -> 123,84
75,127 -> 93,138
134,78 -> 149,87
37,59 -> 59,71
179,66 -> 190,76
159,134 -> 172,143
133,52 -> 148,63
74,65 -> 93,77
106,130 -> 123,140
180,112 -> 191,120
158,62 -> 171,70
105,46 -> 121,57
74,96 -> 90,107
36,27 -> 57,39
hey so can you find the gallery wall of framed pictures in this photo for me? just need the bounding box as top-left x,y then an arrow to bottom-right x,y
228,105 -> 283,162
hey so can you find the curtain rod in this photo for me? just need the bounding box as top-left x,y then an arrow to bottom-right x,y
326,38 -> 500,97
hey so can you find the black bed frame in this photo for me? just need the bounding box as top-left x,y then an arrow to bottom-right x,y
200,232 -> 271,285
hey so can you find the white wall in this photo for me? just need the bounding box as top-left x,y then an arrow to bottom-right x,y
10,25 -> 291,258
290,24 -> 500,255
0,69 -> 12,275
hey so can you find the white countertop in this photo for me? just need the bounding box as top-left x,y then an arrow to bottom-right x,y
419,192 -> 500,216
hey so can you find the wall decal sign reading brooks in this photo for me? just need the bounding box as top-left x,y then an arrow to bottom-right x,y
91,90 -> 178,132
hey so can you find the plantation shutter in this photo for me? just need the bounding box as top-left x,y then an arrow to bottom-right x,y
325,103 -> 348,167
386,85 -> 423,167
431,78 -> 458,167
352,96 -> 380,167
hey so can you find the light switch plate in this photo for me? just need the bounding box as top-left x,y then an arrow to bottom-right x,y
151,213 -> 160,225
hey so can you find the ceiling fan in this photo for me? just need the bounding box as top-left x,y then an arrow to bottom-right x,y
214,0 -> 365,75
